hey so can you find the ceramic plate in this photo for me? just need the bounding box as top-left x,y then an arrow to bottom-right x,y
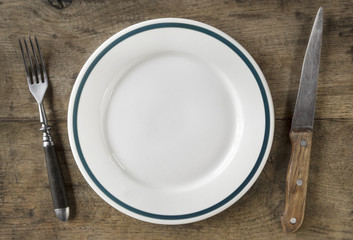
68,18 -> 274,224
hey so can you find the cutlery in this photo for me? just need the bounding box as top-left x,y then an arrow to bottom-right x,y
280,7 -> 323,233
19,36 -> 69,221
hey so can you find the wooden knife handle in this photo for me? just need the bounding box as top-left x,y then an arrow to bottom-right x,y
281,130 -> 313,233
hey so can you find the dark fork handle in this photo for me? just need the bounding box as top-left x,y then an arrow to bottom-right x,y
44,142 -> 69,221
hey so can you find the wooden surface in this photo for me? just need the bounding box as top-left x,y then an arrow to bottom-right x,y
1,0 -> 352,239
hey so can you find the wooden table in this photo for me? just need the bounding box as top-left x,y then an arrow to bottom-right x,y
1,0 -> 352,239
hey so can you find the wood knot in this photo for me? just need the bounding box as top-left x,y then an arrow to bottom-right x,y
47,0 -> 72,9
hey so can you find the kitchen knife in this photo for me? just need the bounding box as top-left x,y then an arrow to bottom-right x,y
280,7 -> 323,233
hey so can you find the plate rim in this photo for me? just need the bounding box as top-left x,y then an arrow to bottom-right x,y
68,18 -> 274,224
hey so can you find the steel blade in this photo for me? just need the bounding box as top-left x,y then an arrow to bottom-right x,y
291,7 -> 323,131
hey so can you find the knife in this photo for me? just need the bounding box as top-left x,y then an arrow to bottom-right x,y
280,7 -> 323,233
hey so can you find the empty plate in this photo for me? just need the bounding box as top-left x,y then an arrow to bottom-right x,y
68,18 -> 274,224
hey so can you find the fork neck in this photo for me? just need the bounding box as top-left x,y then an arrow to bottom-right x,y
38,102 -> 48,125
38,102 -> 53,146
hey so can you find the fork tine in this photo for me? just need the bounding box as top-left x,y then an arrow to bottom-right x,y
29,36 -> 43,83
34,36 -> 48,81
23,37 -> 38,84
18,38 -> 31,84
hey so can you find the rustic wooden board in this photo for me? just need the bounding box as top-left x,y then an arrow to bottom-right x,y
1,120 -> 352,239
1,0 -> 353,121
0,0 -> 352,239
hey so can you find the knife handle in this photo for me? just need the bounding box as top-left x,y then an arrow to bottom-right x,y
281,130 -> 313,233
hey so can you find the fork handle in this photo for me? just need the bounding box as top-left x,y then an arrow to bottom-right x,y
44,142 -> 70,221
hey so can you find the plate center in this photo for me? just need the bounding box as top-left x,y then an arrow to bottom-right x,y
104,52 -> 237,191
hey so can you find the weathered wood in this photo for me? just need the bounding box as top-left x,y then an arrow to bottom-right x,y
47,0 -> 72,10
0,0 -> 353,121
281,131 -> 313,233
0,120 -> 352,239
0,0 -> 352,239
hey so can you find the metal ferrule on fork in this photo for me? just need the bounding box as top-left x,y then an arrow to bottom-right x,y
38,104 -> 54,147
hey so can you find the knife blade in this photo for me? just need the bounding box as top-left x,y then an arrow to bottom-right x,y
280,7 -> 323,233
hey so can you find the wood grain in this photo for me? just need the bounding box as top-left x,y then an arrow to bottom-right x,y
0,0 -> 352,239
281,131 -> 313,233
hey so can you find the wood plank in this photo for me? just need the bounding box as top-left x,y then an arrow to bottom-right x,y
0,0 -> 352,120
1,0 -> 352,239
0,119 -> 352,239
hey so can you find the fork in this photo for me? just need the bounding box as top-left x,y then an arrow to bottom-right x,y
19,36 -> 69,221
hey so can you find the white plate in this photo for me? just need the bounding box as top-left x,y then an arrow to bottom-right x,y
68,18 -> 274,224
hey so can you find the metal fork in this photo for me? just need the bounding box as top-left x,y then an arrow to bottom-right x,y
19,36 -> 69,221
